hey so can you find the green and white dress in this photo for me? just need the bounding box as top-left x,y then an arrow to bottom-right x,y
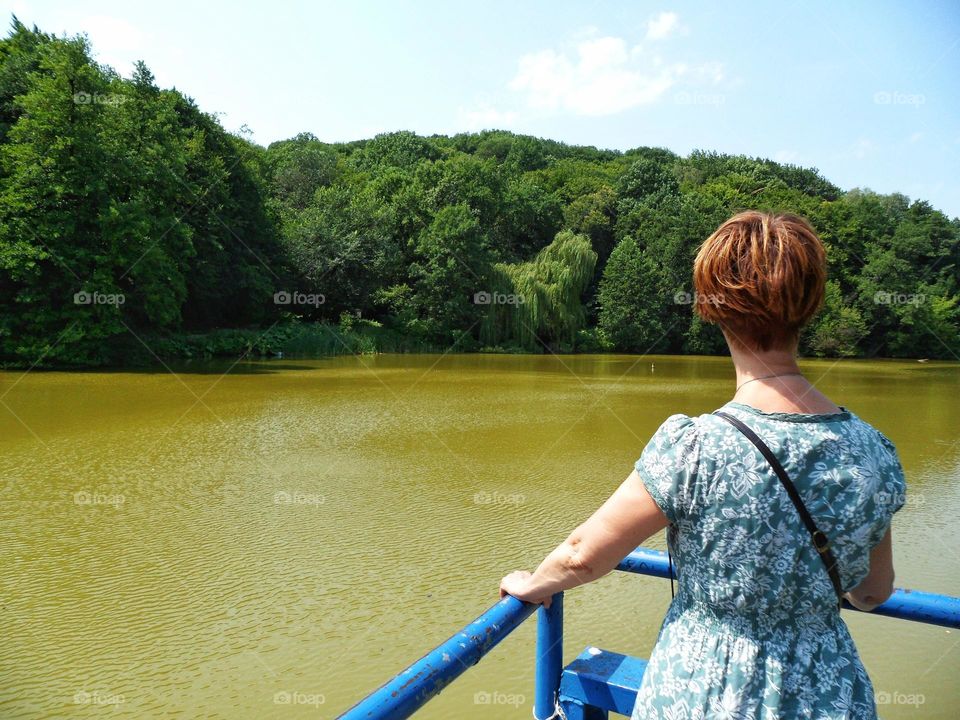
631,401 -> 906,720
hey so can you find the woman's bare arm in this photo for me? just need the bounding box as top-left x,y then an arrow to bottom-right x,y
499,469 -> 670,606
845,527 -> 896,611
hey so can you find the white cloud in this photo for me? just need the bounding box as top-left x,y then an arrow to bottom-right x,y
646,12 -> 680,40
458,104 -> 518,131
908,132 -> 923,144
80,15 -> 148,74
508,34 -> 720,116
9,1 -> 30,20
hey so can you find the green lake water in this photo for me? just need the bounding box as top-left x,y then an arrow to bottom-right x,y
1,354 -> 957,718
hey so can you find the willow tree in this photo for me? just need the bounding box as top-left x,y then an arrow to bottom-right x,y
479,230 -> 597,350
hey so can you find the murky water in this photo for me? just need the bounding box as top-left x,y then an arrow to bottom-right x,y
1,354 -> 957,718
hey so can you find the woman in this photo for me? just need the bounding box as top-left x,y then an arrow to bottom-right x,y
499,211 -> 906,719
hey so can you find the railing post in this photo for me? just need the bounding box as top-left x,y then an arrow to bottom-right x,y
534,592 -> 564,719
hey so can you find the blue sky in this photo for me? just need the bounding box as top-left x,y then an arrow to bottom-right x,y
5,0 -> 960,217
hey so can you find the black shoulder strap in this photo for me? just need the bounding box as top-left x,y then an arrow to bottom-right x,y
714,410 -> 844,607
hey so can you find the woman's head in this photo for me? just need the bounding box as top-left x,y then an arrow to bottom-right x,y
693,211 -> 826,352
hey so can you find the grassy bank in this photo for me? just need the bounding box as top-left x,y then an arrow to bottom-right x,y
1,319 -> 945,370
137,321 -> 440,364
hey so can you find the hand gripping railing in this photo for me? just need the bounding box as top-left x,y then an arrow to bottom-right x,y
337,547 -> 960,719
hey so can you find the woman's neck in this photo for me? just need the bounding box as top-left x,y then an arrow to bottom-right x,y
725,336 -> 842,414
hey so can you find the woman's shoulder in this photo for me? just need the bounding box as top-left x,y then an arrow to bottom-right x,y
649,407 -> 760,448
642,414 -> 701,459
654,412 -> 699,435
648,405 -> 903,458
834,410 -> 904,456
864,422 -> 901,454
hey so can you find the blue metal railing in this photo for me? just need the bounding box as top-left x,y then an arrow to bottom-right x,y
618,548 -> 960,629
534,593 -> 564,719
337,594 -> 540,720
338,547 -> 960,719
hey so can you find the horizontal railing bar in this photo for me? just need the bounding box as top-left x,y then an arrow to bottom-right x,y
617,547 -> 960,629
337,595 -> 537,720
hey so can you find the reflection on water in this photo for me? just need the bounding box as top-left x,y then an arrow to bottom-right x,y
0,354 -> 957,718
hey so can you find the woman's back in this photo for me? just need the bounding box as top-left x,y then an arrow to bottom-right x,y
499,212 -> 906,719
632,400 -> 906,718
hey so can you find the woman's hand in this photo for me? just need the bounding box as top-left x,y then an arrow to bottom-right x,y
499,570 -> 552,608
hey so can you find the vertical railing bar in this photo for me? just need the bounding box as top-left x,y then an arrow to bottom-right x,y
534,592 -> 564,719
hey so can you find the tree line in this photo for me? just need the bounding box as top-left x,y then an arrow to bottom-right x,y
1,18 -> 957,367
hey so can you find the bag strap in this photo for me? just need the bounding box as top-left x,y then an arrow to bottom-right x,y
714,410 -> 844,607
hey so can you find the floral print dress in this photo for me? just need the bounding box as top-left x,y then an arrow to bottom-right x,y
631,401 -> 906,720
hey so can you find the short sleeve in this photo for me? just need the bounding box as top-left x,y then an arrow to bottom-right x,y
875,429 -> 907,518
634,414 -> 701,525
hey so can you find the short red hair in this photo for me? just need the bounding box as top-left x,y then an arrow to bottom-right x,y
693,211 -> 826,351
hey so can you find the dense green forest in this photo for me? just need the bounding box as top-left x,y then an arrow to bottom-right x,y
1,19 -> 957,367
